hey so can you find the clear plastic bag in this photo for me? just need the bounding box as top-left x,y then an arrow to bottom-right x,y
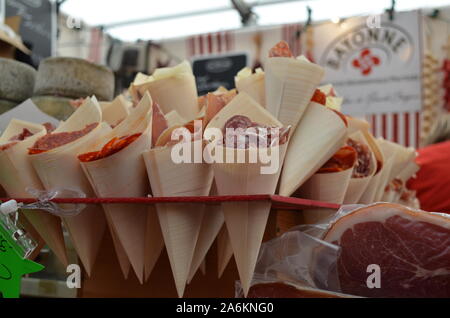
235,225 -> 342,297
24,187 -> 86,217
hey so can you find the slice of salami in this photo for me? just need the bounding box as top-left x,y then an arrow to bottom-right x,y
318,146 -> 357,173
9,128 -> 34,142
0,128 -> 35,151
0,141 -> 19,151
347,138 -> 372,178
269,40 -> 294,58
311,89 -> 326,105
222,115 -> 289,149
43,122 -> 56,133
29,122 -> 98,155
224,115 -> 253,130
78,133 -> 142,162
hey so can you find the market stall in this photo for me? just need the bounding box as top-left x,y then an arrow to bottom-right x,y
0,0 -> 449,300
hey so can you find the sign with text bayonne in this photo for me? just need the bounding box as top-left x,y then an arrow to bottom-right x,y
314,10 -> 422,115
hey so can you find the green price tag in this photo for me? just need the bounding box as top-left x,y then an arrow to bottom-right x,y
0,221 -> 44,298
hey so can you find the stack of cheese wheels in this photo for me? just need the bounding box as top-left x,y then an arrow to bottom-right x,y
32,57 -> 115,120
0,58 -> 36,114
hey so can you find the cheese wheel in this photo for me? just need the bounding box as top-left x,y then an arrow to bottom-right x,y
0,58 -> 36,102
34,57 -> 114,101
31,95 -> 75,120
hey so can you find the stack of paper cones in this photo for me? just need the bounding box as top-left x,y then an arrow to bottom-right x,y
130,61 -> 199,121
81,93 -> 163,282
0,119 -> 68,266
265,56 -> 325,128
235,67 -> 266,107
143,139 -> 213,297
216,225 -> 234,279
279,102 -> 348,197
188,181 -> 224,283
29,97 -> 109,275
206,92 -> 287,296
343,131 -> 377,204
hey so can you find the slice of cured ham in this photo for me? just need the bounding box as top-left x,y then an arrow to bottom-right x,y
322,203 -> 450,298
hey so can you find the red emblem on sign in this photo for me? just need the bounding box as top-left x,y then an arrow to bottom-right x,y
352,48 -> 380,75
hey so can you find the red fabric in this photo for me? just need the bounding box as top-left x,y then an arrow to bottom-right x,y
408,141 -> 450,213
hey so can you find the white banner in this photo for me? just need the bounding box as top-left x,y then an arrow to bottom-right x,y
314,10 -> 422,116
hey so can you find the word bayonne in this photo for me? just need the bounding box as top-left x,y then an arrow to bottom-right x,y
169,120 -> 288,175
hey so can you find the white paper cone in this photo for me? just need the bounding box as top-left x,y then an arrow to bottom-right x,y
80,94 -> 162,283
377,138 -> 416,181
300,168 -> 353,223
102,95 -> 130,127
397,161 -> 420,182
206,92 -> 282,131
213,143 -> 287,297
165,110 -> 187,128
279,102 -> 348,197
343,131 -> 377,204
29,98 -> 108,275
358,131 -> 385,204
144,205 -> 164,282
0,119 -> 68,266
199,259 -> 206,276
187,186 -> 224,283
373,141 -> 396,202
235,70 -> 266,108
136,62 -> 199,121
143,140 -> 213,297
81,132 -> 154,283
106,216 -> 131,279
265,57 -> 324,128
217,225 -> 234,279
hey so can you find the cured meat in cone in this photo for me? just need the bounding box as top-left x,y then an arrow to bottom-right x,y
79,93 -> 163,283
28,97 -> 109,275
265,41 -> 325,128
279,101 -> 348,196
300,145 -> 357,223
0,119 -> 68,266
235,67 -> 265,107
343,131 -> 377,204
206,93 -> 289,296
129,61 -> 199,121
188,182 -> 224,283
144,138 -> 213,297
